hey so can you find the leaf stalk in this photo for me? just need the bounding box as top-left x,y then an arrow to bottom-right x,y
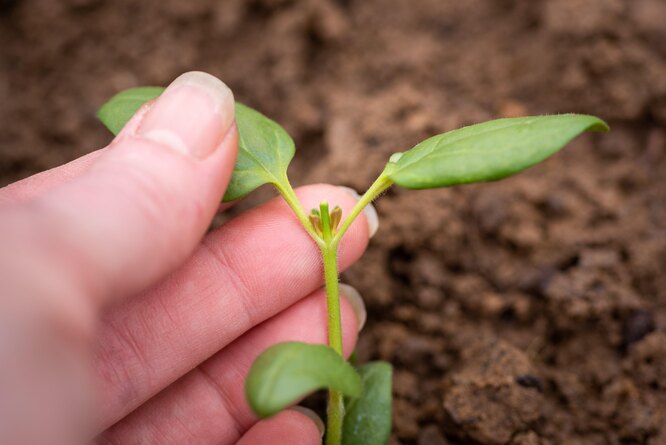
332,173 -> 393,246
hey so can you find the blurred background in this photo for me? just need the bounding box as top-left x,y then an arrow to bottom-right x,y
1,1 -> 665,444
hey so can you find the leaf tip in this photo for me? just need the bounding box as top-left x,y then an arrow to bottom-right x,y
571,114 -> 609,133
590,117 -> 610,133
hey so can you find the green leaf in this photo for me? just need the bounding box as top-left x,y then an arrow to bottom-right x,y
245,342 -> 362,418
97,86 -> 165,135
97,87 -> 295,202
227,103 -> 294,201
342,361 -> 393,445
386,114 -> 609,189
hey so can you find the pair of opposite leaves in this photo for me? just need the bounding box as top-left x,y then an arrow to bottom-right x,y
98,86 -> 608,445
97,86 -> 609,203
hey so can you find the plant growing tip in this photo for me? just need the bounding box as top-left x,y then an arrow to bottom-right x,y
310,205 -> 343,237
98,82 -> 609,445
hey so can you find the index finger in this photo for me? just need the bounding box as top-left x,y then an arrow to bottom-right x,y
93,184 -> 372,431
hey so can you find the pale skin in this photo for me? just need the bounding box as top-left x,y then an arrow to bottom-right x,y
0,72 -> 372,444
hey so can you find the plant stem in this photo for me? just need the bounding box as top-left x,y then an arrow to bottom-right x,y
326,389 -> 345,445
319,202 -> 345,445
332,173 -> 393,246
323,245 -> 344,445
275,174 -> 393,445
321,216 -> 343,355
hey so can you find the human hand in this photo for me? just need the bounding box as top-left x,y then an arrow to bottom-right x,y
0,72 -> 373,445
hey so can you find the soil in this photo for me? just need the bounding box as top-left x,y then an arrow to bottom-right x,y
1,0 -> 666,444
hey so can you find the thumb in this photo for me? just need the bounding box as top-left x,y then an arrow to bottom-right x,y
17,71 -> 238,307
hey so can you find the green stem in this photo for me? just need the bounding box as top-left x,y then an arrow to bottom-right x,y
332,173 -> 393,246
326,390 -> 345,445
274,173 -> 393,445
321,211 -> 343,355
320,202 -> 345,445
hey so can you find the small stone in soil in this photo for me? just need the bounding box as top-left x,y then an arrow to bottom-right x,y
516,374 -> 545,393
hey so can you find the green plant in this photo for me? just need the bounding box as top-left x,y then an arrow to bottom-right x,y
98,86 -> 608,445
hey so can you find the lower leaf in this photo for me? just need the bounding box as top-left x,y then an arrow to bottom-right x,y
342,361 -> 393,445
245,342 -> 362,418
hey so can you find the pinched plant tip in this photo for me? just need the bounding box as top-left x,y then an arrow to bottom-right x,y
310,205 -> 342,237
99,81 -> 608,445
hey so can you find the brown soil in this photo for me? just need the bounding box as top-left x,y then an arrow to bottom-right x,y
2,0 -> 666,444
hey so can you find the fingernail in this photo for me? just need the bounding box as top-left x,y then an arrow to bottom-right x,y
137,71 -> 235,159
340,283 -> 367,332
289,406 -> 325,437
337,186 -> 379,238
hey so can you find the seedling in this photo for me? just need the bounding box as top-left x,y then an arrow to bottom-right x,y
98,86 -> 608,445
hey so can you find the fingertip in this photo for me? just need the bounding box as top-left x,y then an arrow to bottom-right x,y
136,71 -> 235,159
340,283 -> 366,332
30,72 -> 240,303
336,290 -> 361,359
288,407 -> 325,437
237,408 -> 322,445
113,100 -> 154,142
